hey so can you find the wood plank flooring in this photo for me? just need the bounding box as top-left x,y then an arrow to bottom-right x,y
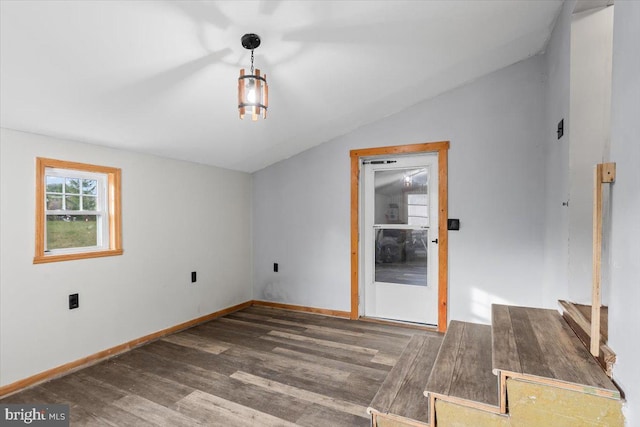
1,306 -> 440,426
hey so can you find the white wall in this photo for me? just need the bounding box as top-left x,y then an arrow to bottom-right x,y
608,1 -> 640,424
541,0 -> 575,306
568,6 -> 614,303
253,54 -> 548,324
0,128 -> 253,387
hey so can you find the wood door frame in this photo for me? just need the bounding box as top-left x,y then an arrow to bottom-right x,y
350,141 -> 450,332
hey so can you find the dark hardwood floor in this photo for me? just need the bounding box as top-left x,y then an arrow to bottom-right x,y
1,305 -> 439,426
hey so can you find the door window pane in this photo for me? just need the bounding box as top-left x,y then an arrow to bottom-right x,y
374,228 -> 428,286
408,193 -> 429,226
374,168 -> 428,224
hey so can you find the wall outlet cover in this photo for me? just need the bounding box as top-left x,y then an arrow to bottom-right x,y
69,293 -> 79,309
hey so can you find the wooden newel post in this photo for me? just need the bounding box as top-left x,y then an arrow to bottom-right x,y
591,162 -> 616,357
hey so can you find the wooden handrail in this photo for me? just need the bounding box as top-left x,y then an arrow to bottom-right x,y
591,163 -> 615,356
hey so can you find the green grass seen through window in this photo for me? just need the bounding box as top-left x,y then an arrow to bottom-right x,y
46,216 -> 97,250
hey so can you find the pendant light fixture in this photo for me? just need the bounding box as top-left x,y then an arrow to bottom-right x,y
238,33 -> 268,120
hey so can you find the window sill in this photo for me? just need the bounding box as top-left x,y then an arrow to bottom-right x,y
33,249 -> 124,264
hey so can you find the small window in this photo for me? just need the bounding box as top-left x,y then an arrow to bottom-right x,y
34,158 -> 123,263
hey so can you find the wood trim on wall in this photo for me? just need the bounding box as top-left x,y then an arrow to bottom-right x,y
350,154 -> 361,319
0,300 -> 252,398
251,300 -> 350,318
33,157 -> 123,264
358,316 -> 439,332
350,141 -> 450,333
437,147 -> 449,332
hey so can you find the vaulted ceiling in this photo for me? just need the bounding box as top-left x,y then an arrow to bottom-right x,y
0,1 -> 563,172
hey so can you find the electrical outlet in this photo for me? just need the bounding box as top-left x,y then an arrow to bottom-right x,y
69,293 -> 79,310
191,271 -> 197,283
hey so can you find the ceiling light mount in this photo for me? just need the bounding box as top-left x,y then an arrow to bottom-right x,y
241,33 -> 261,50
238,33 -> 268,121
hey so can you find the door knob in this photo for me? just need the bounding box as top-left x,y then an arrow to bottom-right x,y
432,238 -> 438,244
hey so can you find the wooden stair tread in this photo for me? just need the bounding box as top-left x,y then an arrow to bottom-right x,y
491,304 -> 620,399
425,321 -> 499,409
368,334 -> 443,424
387,335 -> 443,423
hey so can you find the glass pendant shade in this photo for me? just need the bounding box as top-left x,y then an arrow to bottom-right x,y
238,68 -> 268,121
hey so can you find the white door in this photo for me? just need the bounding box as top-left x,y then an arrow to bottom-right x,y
362,154 -> 439,325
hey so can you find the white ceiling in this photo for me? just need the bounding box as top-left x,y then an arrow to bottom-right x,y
0,0 -> 563,173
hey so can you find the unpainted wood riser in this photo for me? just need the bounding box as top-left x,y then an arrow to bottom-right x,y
372,412 -> 431,427
432,378 -> 624,427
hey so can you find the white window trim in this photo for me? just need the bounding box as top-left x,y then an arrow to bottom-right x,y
44,168 -> 109,255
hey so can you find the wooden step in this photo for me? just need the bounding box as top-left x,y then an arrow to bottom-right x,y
424,321 -> 499,422
368,333 -> 443,426
491,303 -> 620,413
558,300 -> 615,376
